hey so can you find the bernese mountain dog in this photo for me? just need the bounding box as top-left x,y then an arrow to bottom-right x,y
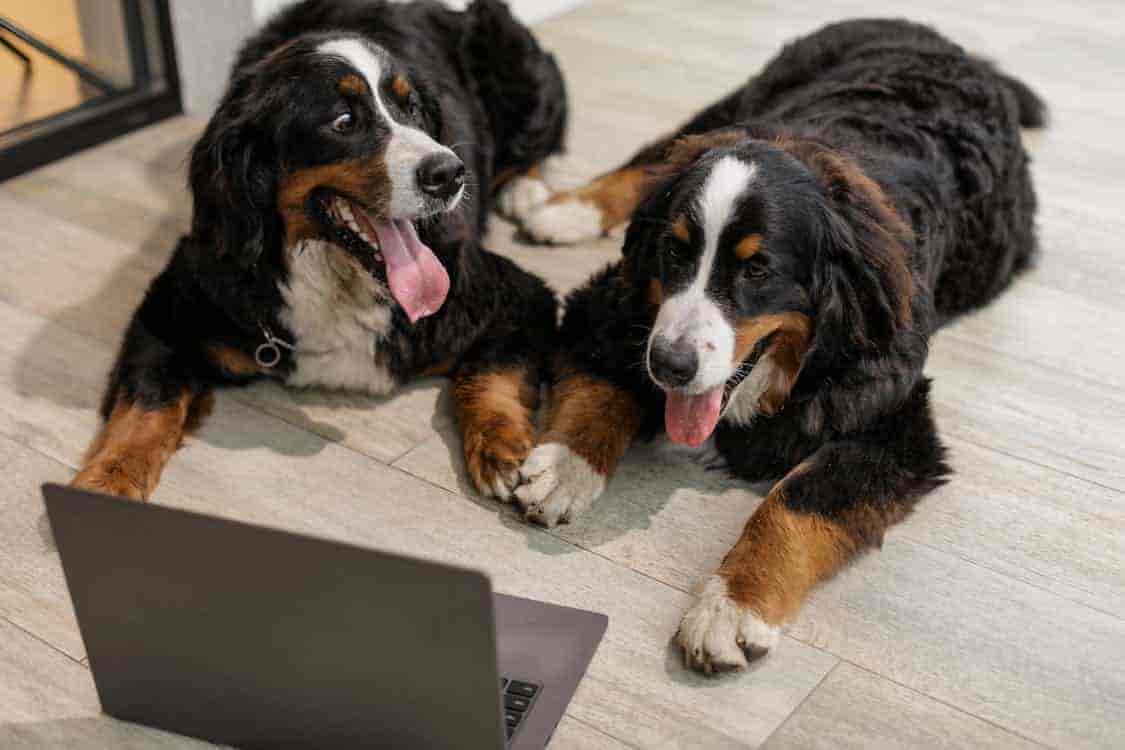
71,0 -> 568,502
503,19 -> 1045,672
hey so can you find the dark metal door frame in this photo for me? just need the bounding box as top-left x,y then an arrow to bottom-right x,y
0,0 -> 182,182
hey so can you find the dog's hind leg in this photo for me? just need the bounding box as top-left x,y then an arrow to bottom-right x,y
513,87 -> 751,245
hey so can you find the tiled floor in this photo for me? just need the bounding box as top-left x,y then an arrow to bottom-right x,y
1,0 -> 1123,747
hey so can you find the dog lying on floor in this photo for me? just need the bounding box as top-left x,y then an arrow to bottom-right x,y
503,19 -> 1045,672
72,0 -> 567,501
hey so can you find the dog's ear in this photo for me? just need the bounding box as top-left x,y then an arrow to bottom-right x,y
188,72 -> 281,270
788,143 -> 914,350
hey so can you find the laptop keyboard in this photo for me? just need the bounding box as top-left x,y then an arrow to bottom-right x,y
500,677 -> 540,743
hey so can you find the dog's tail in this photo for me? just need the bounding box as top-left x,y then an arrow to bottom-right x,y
997,71 -> 1048,128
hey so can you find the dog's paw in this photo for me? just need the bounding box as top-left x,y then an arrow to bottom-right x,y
514,443 -> 605,527
496,176 -> 551,222
72,461 -> 147,501
464,423 -> 534,501
523,199 -> 603,245
676,575 -> 779,674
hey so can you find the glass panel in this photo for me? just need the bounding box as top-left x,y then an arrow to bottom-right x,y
0,0 -> 138,131
0,0 -> 180,181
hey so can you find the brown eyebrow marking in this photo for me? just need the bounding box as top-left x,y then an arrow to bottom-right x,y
735,233 -> 764,259
671,215 -> 691,242
339,74 -> 367,95
391,73 -> 412,99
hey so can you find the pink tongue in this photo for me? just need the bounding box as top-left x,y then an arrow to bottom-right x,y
665,386 -> 724,447
372,218 -> 451,323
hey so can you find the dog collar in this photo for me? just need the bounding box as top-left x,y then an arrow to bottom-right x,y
255,326 -> 296,369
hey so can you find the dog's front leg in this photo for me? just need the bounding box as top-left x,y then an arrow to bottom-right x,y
514,357 -> 641,527
453,362 -> 540,501
73,386 -> 209,502
676,408 -> 945,673
73,315 -> 214,502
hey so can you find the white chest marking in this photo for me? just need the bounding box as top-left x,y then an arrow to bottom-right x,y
278,240 -> 398,395
722,353 -> 781,427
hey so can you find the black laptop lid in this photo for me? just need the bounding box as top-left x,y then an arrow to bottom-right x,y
43,484 -> 505,750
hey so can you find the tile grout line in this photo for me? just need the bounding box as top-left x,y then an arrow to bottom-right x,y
947,432 -> 1124,498
942,322 -> 1123,394
756,660 -> 842,749
562,711 -> 644,749
841,659 -> 1058,750
2,614 -> 86,669
891,531 -> 1125,625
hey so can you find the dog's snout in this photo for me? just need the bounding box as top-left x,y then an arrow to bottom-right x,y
416,153 -> 465,200
649,336 -> 699,389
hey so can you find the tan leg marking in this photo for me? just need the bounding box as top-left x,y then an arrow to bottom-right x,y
514,368 -> 640,526
206,343 -> 264,378
720,488 -> 858,626
546,166 -> 650,234
72,390 -> 198,501
453,366 -> 539,499
540,370 -> 640,476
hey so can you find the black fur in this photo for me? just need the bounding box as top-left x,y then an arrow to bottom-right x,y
99,1 -> 565,434
558,20 -> 1042,539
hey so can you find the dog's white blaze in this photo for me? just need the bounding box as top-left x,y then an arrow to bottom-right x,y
649,157 -> 756,394
695,157 -> 757,295
279,240 -> 397,395
318,38 -> 458,217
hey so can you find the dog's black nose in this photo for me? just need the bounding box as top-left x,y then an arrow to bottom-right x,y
649,336 -> 698,388
416,153 -> 465,200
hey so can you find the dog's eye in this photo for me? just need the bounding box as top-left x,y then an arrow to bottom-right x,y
666,237 -> 689,261
331,111 -> 354,134
742,258 -> 770,281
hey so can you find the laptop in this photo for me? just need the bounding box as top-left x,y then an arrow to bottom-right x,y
42,483 -> 607,749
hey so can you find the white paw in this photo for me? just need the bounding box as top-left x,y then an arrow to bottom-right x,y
523,199 -> 603,245
495,176 -> 551,222
676,575 -> 779,674
514,443 -> 605,527
537,155 -> 570,187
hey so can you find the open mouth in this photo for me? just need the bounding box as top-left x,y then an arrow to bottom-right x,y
662,339 -> 769,448
317,194 -> 451,323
